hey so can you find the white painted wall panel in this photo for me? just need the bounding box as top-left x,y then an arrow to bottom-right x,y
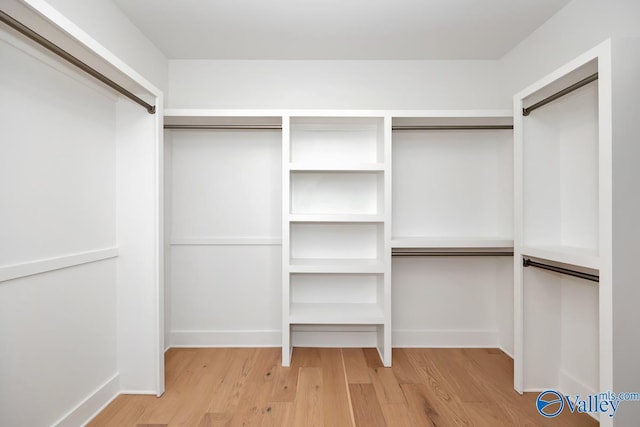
167,128 -> 281,346
170,130 -> 282,238
0,255 -> 117,427
168,60 -> 506,110
0,33 -> 116,266
170,245 -> 281,334
392,257 -> 512,347
0,29 -> 119,426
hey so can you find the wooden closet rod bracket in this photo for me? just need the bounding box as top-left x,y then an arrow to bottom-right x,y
392,125 -> 513,131
523,258 -> 599,282
522,72 -> 598,116
0,10 -> 156,114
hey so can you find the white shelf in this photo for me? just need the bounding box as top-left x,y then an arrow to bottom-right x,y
289,163 -> 385,172
289,214 -> 384,223
520,245 -> 599,270
391,236 -> 513,249
289,258 -> 384,273
289,303 -> 384,324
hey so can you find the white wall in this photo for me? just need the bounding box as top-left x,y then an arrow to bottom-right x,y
40,0 -> 169,94
501,0 -> 640,96
167,129 -> 282,347
168,60 -> 506,110
0,29 -> 119,426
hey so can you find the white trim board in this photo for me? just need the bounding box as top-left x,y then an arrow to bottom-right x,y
392,329 -> 499,347
0,248 -> 118,283
168,329 -> 500,348
170,330 -> 281,347
170,237 -> 282,246
53,373 -> 119,427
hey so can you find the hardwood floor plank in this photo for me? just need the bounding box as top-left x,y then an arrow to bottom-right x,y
166,349 -> 235,426
425,348 -> 487,403
362,348 -> 383,368
291,367 -> 324,427
319,348 -> 353,426
206,348 -> 260,416
369,367 -> 406,404
88,395 -> 151,427
342,348 -> 371,384
414,363 -> 475,426
380,403 -> 417,427
227,348 -> 280,427
400,384 -> 437,427
260,402 -> 292,427
349,384 -> 386,427
270,350 -> 301,402
390,349 -> 423,384
294,347 -> 322,367
197,412 -> 230,427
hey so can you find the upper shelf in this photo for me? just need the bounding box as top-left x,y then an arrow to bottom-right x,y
289,214 -> 384,223
519,245 -> 599,270
3,0 -> 158,104
391,237 -> 513,249
289,163 -> 385,172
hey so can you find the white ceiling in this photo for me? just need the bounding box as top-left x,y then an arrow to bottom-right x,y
113,0 -> 571,60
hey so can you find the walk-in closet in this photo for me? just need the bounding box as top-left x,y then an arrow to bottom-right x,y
2,0 -> 639,425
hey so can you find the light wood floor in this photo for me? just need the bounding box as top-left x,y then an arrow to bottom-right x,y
89,348 -> 597,426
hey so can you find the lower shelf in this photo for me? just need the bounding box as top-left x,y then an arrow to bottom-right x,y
289,303 -> 385,324
289,258 -> 384,273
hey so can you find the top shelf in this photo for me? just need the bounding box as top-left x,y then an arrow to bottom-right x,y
289,163 -> 385,172
391,236 -> 513,249
520,245 -> 599,270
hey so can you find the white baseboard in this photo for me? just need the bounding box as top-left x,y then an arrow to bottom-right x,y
119,389 -> 158,395
499,346 -> 514,359
54,373 -> 120,427
392,329 -> 499,347
170,330 -> 280,347
558,369 -> 597,396
559,371 -> 599,421
292,330 -> 378,347
170,328 -> 500,348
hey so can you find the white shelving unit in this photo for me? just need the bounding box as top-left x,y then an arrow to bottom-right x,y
391,112 -> 515,352
514,38 -> 640,426
283,115 -> 392,366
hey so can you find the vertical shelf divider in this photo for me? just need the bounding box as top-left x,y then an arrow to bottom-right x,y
282,115 -> 291,366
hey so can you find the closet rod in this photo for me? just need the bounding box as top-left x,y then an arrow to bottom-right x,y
164,124 -> 282,130
522,72 -> 598,116
392,125 -> 513,131
0,10 -> 156,114
393,251 -> 514,257
523,258 -> 599,282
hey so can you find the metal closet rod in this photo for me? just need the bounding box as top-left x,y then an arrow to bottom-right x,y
523,258 -> 599,282
0,11 -> 156,114
392,125 -> 513,131
523,72 -> 598,116
393,250 -> 514,257
164,124 -> 282,130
